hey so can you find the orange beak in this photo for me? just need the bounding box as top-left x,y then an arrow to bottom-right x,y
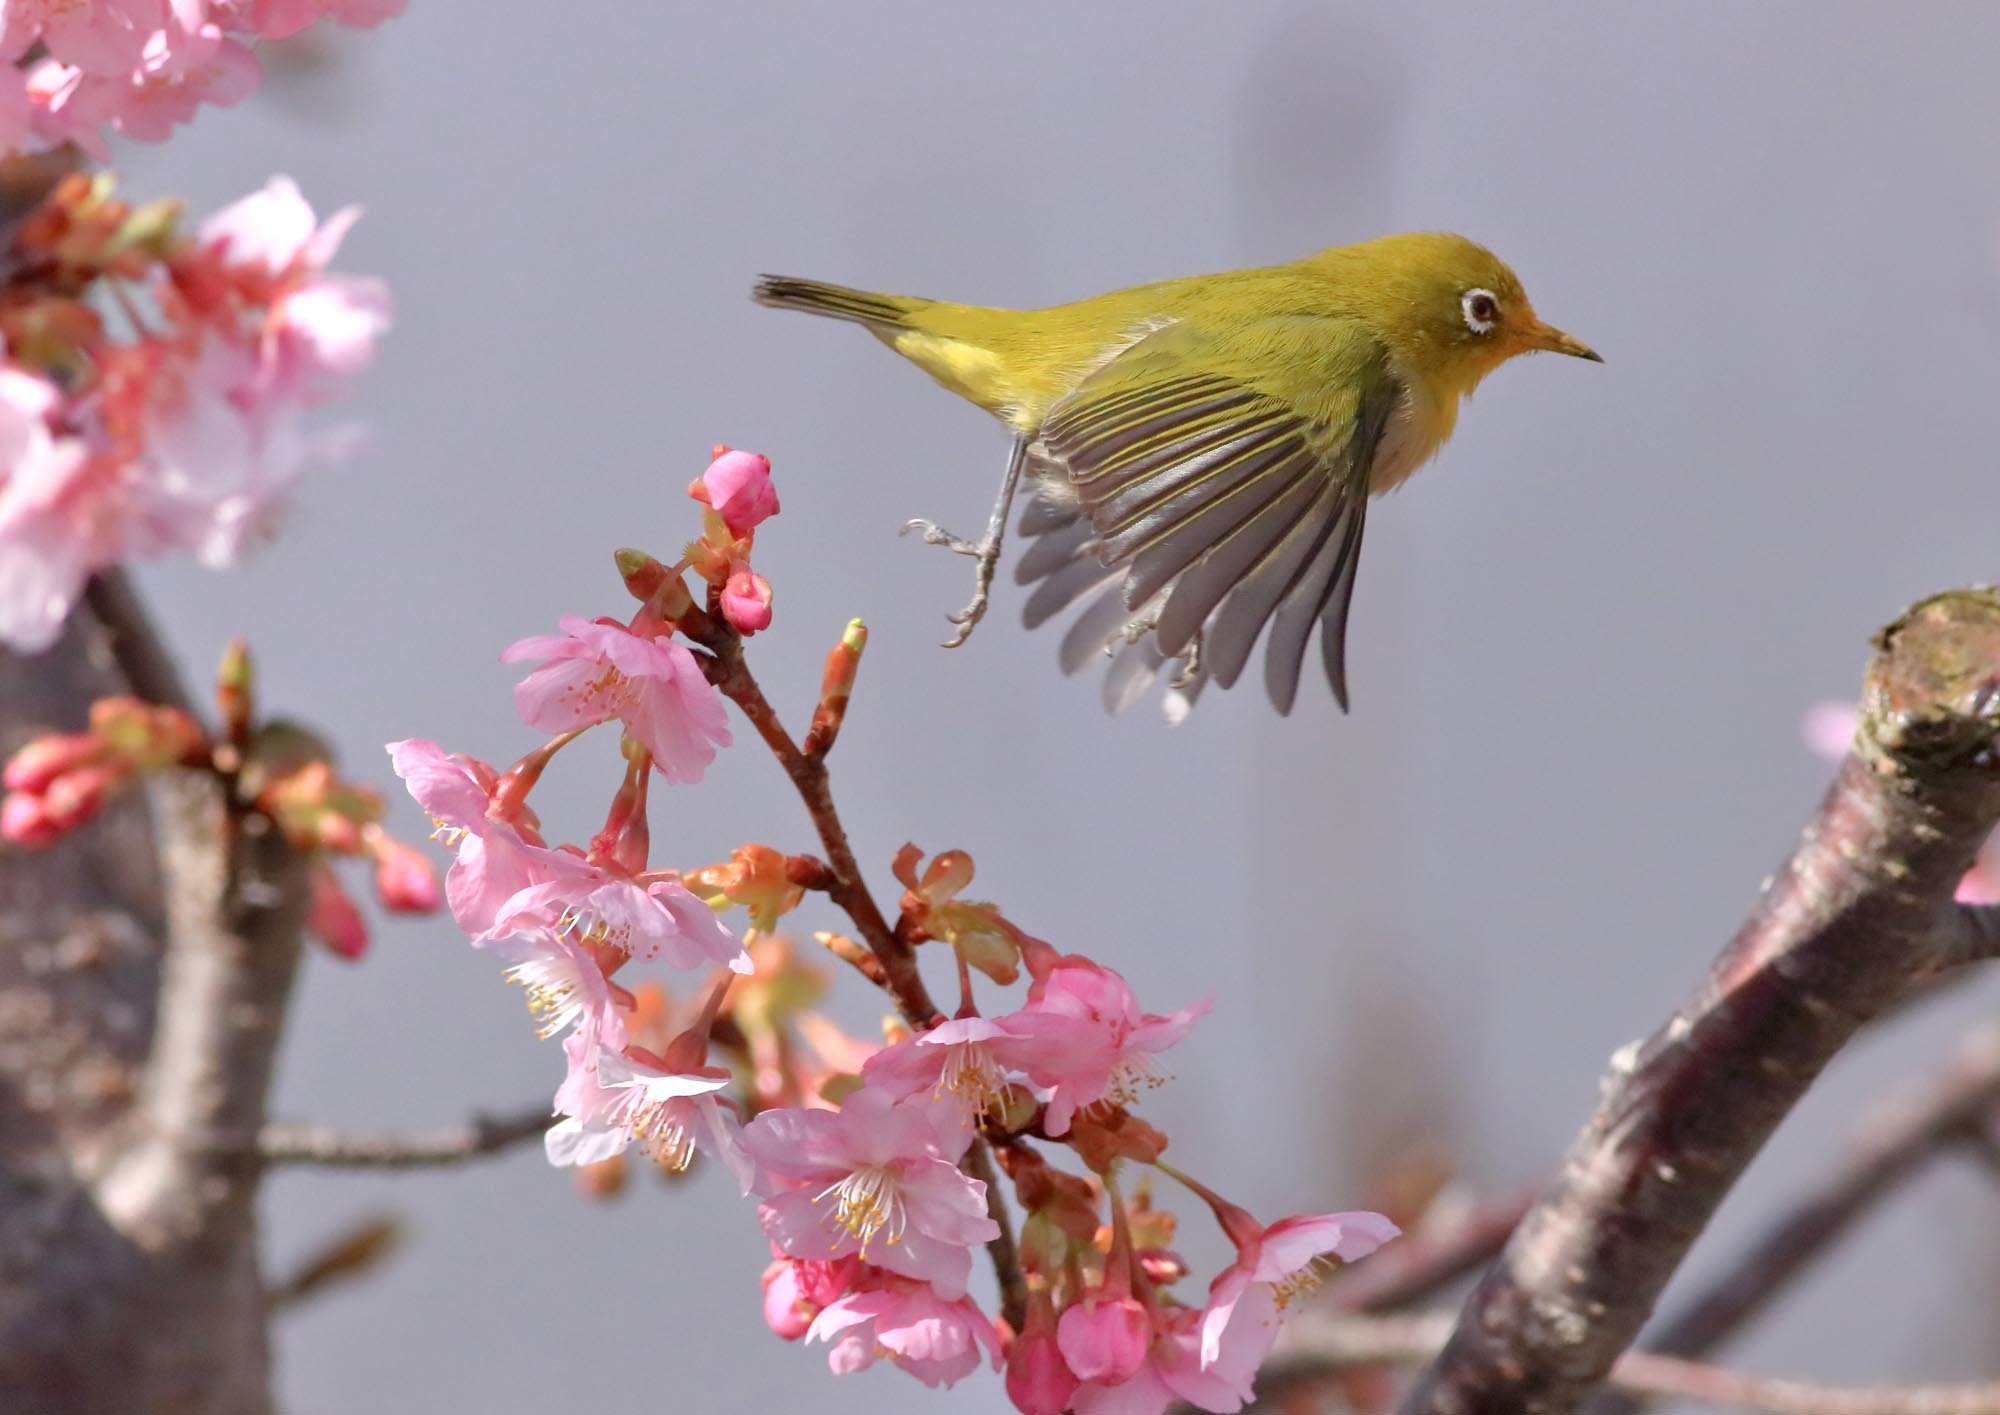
1521,317 -> 1603,363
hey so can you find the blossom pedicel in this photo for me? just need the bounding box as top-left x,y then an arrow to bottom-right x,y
392,449 -> 1399,1411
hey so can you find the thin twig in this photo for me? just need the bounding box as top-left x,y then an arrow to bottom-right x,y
258,1107 -> 553,1168
267,1214 -> 403,1311
1241,1312 -> 2000,1415
1586,1021 -> 2000,1415
685,615 -> 1027,1334
1402,589 -> 2000,1415
963,1136 -> 1030,1330
83,569 -> 197,714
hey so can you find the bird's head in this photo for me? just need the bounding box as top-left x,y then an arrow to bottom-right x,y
1329,232 -> 1601,395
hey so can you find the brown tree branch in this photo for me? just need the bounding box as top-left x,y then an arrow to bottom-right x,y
1584,1021 -> 2000,1415
258,1106 -> 553,1168
1322,1184 -> 1538,1314
1930,903 -> 2000,968
1245,1312 -> 2000,1415
2,572 -> 311,1415
683,613 -> 1027,1335
1400,588 -> 2000,1415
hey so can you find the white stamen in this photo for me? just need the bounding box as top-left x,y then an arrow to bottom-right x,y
813,1164 -> 907,1256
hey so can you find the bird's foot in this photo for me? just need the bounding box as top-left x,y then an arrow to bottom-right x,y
901,517 -> 999,648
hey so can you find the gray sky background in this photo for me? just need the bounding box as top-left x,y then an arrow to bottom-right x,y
113,3 -> 2000,1410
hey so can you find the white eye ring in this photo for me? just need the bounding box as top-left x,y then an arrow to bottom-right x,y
1461,288 -> 1499,334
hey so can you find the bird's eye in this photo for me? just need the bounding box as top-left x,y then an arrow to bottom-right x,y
1461,288 -> 1499,334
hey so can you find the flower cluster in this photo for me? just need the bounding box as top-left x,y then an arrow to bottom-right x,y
3,637 -> 438,958
0,0 -> 404,155
0,171 -> 388,653
398,450 -> 1397,1411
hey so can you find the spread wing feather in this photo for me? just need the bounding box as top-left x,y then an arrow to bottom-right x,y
1021,319 -> 1399,713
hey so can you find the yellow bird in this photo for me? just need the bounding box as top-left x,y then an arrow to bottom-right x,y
753,232 -> 1599,715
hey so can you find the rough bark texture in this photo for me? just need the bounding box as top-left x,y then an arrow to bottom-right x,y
1400,589 -> 2000,1415
0,583 -> 305,1415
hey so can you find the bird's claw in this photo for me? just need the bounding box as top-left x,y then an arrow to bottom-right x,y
899,517 -> 983,557
903,515 -> 1000,648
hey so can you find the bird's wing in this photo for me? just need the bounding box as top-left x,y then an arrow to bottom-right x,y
1025,317 -> 1400,714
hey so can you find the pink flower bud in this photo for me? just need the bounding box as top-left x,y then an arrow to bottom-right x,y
307,866 -> 370,960
1005,1321 -> 1079,1415
372,833 -> 441,913
760,1260 -> 814,1341
697,447 -> 779,536
4,732 -> 105,793
1,791 -> 60,848
40,765 -> 119,833
720,568 -> 773,635
1056,1295 -> 1151,1386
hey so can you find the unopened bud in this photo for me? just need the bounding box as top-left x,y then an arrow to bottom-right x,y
216,639 -> 254,746
719,567 -> 772,635
1,791 -> 60,848
307,866 -> 369,961
693,446 -> 779,536
40,764 -> 120,832
1057,1296 -> 1151,1386
4,732 -> 105,793
1006,1305 -> 1079,1415
371,831 -> 441,913
802,620 -> 866,759
615,548 -> 670,602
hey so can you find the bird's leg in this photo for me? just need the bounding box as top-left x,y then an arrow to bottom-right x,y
900,437 -> 1028,649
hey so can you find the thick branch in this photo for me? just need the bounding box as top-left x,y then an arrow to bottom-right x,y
1401,588 -> 2000,1415
259,1106 -> 553,1168
1586,1021 -> 2000,1415
1931,903 -> 2000,967
1250,1312 -> 2000,1415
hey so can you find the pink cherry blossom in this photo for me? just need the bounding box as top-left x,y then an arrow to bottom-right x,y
762,1251 -> 860,1341
1001,959 -> 1211,1136
745,1087 -> 999,1298
34,20 -> 260,149
486,930 -> 628,1046
386,738 -> 542,934
0,367 -> 102,652
544,1042 -> 753,1190
1070,1307 -> 1245,1415
502,616 -> 730,784
199,175 -> 389,401
860,1015 -> 1014,1130
236,0 -> 408,41
720,567 -> 773,635
484,873 -> 751,975
1198,1209 -> 1400,1380
697,447 -> 779,535
806,1276 -> 1002,1389
2,0 -> 154,76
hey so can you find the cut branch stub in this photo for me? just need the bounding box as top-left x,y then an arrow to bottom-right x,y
1397,586 -> 2000,1415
